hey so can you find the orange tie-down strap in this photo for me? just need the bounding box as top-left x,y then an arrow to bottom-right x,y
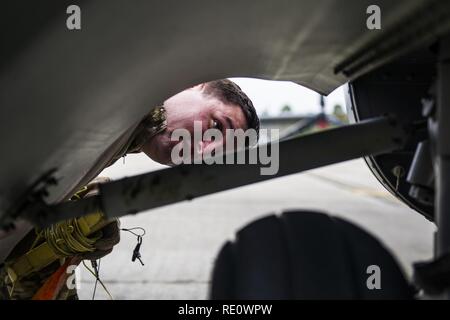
32,257 -> 81,300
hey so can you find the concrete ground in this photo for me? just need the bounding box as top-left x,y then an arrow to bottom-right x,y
78,154 -> 435,300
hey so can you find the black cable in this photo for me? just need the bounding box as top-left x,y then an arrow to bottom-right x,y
121,227 -> 146,266
121,227 -> 146,237
91,259 -> 100,300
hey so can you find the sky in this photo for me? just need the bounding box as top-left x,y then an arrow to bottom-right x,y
231,77 -> 347,117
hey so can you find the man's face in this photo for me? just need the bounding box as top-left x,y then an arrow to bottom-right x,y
142,85 -> 248,164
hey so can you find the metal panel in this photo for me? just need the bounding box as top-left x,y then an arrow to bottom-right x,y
1,0 -> 448,220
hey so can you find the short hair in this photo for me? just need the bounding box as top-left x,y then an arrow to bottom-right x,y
203,79 -> 260,143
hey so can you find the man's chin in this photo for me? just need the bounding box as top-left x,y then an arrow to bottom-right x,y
142,150 -> 172,166
141,134 -> 175,165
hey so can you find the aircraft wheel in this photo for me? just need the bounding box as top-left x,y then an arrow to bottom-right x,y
210,210 -> 414,299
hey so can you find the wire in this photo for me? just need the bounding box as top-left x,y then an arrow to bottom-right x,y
91,259 -> 100,300
43,218 -> 100,258
121,227 -> 147,266
82,260 -> 113,300
121,227 -> 146,237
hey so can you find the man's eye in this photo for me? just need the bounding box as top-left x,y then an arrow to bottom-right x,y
211,119 -> 222,130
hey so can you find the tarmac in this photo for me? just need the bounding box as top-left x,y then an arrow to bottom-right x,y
78,154 -> 435,299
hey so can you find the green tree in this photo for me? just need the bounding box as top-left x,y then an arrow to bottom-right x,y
280,105 -> 292,115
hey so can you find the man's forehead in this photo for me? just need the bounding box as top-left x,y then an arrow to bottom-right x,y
177,87 -> 248,129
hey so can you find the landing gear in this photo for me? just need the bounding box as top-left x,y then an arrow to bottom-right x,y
413,35 -> 450,298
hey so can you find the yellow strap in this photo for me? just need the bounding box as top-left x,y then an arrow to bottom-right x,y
6,212 -> 106,283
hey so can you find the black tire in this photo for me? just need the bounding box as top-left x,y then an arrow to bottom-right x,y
210,210 -> 414,299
